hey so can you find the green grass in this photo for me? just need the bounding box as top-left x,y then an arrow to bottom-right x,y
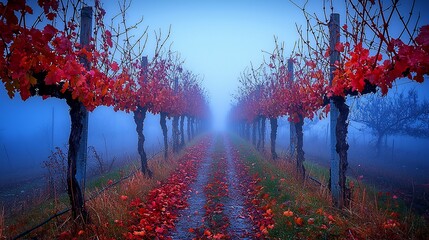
304,161 -> 329,184
229,133 -> 429,240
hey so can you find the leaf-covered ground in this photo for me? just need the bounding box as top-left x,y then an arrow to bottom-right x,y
121,134 -> 428,239
10,133 -> 427,239
126,134 -> 268,239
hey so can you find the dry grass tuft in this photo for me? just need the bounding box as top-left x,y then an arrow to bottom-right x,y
79,152 -> 182,238
3,148 -> 184,239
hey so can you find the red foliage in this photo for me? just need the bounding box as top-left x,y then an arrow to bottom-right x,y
125,138 -> 211,239
331,25 -> 429,97
279,57 -> 329,123
231,48 -> 329,125
0,0 -> 116,111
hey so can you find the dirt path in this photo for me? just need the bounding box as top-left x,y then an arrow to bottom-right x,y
223,136 -> 253,239
169,142 -> 214,239
169,135 -> 253,239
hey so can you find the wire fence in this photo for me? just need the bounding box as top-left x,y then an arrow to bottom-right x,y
12,150 -> 162,240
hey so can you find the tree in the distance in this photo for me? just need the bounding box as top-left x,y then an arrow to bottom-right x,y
351,89 -> 429,152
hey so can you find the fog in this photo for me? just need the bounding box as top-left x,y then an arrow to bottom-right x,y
0,90 -> 167,184
273,81 -> 429,214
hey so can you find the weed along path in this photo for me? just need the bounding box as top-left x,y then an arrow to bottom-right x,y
169,135 -> 254,239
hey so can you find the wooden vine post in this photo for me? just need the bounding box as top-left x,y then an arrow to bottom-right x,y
287,59 -> 296,157
65,6 -> 92,223
329,13 -> 343,208
76,6 -> 91,201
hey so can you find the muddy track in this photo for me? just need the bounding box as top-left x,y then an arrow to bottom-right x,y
223,136 -> 253,239
169,135 -> 253,239
169,142 -> 215,239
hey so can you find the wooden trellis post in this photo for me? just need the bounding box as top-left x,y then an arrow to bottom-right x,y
287,58 -> 296,156
329,13 -> 341,207
76,6 -> 92,204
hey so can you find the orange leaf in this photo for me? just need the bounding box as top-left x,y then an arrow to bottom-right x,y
204,229 -> 212,236
294,217 -> 304,226
261,227 -> 269,235
133,230 -> 146,236
283,210 -> 294,217
213,233 -> 225,239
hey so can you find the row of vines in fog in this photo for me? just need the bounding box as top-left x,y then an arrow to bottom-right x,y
0,0 -> 210,223
229,0 -> 429,208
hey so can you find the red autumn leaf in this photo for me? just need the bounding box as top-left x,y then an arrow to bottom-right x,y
335,42 -> 345,52
111,61 -> 119,72
58,231 -> 71,239
213,233 -> 225,239
416,25 -> 429,46
105,30 -> 113,47
155,226 -> 164,233
305,60 -> 316,68
204,229 -> 212,236
46,12 -> 56,20
324,47 -> 331,58
42,24 -> 57,40
283,210 -> 294,217
294,217 -> 304,226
